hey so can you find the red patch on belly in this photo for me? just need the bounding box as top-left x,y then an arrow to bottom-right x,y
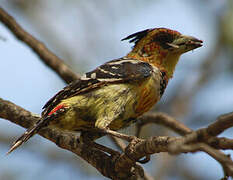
48,104 -> 66,116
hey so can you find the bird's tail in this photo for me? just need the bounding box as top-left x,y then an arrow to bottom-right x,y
7,117 -> 50,154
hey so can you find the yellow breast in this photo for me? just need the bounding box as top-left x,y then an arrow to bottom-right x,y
49,66 -> 161,132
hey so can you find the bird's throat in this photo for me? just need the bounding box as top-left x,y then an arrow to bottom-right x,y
158,53 -> 181,79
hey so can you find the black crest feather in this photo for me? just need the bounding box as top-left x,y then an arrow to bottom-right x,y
121,29 -> 151,47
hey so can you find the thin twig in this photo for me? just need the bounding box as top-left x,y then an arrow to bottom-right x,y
137,112 -> 192,136
0,6 -> 79,84
168,112 -> 233,153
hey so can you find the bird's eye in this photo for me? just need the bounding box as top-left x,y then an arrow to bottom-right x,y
153,32 -> 174,49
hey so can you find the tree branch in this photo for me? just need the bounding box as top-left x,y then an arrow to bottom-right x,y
0,98 -> 124,179
116,112 -> 233,178
1,97 -> 233,179
0,6 -> 79,84
1,5 -> 233,180
137,112 -> 192,136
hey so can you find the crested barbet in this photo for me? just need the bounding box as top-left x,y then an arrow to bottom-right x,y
8,28 -> 203,154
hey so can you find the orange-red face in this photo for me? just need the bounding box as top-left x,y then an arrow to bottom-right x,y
123,28 -> 202,57
148,28 -> 181,50
123,28 -> 203,78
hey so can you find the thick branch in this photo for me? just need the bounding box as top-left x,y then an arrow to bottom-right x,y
207,112 -> 233,136
1,98 -> 233,179
137,112 -> 233,150
0,6 -> 79,84
1,5 -> 233,180
0,98 -> 120,179
116,112 -> 233,178
168,112 -> 233,152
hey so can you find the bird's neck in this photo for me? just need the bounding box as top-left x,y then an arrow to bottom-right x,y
126,52 -> 181,79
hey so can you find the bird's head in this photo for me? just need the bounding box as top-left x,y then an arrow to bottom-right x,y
123,28 -> 203,78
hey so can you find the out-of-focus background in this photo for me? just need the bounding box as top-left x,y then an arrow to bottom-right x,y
0,0 -> 233,179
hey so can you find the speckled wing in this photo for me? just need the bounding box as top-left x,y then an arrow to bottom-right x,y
42,58 -> 154,117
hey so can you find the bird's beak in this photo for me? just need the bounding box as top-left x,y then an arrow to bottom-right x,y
167,35 -> 203,53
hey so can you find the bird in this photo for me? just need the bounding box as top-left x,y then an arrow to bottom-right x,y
8,27 -> 203,154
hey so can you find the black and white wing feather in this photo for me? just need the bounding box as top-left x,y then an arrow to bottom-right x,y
42,58 -> 154,117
